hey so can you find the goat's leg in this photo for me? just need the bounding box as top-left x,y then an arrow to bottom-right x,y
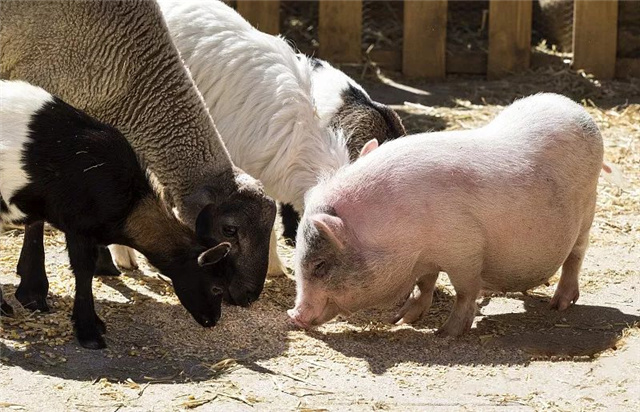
66,234 -> 106,349
94,245 -> 121,277
1,287 -> 13,316
280,203 -> 300,246
267,227 -> 286,277
15,221 -> 49,312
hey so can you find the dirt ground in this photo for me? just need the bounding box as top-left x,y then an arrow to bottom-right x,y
1,67 -> 639,411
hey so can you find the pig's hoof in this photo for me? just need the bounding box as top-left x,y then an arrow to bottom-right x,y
391,304 -> 427,325
392,281 -> 436,325
549,288 -> 579,311
436,316 -> 474,337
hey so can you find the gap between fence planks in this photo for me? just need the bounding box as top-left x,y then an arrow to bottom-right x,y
572,0 -> 618,79
402,0 -> 447,79
487,0 -> 533,79
236,0 -> 280,35
319,0 -> 362,63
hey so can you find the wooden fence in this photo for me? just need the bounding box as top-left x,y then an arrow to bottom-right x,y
234,0 -> 638,80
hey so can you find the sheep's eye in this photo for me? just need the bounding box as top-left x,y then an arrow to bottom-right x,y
222,225 -> 238,238
313,261 -> 327,277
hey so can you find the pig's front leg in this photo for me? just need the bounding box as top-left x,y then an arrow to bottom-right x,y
392,269 -> 439,325
437,264 -> 482,337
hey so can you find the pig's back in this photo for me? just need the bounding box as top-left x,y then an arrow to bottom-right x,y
477,94 -> 602,290
329,94 -> 602,291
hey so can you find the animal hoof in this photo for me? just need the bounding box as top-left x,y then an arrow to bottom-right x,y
1,301 -> 14,317
390,285 -> 433,325
94,259 -> 122,277
549,287 -> 579,311
436,316 -> 473,337
77,334 -> 107,350
391,300 -> 430,326
391,311 -> 422,326
75,326 -> 107,349
15,289 -> 50,313
94,267 -> 121,277
435,325 -> 462,337
95,315 -> 107,335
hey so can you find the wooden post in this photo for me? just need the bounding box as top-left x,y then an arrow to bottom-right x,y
236,0 -> 280,35
572,0 -> 618,79
402,0 -> 447,79
319,0 -> 362,63
487,0 -> 532,79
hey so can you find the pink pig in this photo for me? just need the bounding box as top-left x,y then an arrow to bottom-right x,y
288,93 -> 603,336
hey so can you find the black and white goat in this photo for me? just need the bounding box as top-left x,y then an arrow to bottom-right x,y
0,81 -> 231,349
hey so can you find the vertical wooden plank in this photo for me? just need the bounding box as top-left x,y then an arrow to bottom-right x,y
487,0 -> 532,79
402,0 -> 447,79
319,0 -> 362,63
572,0 -> 618,79
236,0 -> 280,35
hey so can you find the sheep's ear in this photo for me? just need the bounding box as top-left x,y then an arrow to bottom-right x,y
311,214 -> 345,251
198,242 -> 231,266
359,139 -> 379,158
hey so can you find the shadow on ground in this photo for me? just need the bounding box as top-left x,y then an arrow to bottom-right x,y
0,275 -> 297,383
357,66 -> 640,110
314,292 -> 639,374
2,276 -> 638,379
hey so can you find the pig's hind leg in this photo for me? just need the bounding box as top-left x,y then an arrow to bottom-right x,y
437,262 -> 482,337
392,268 -> 439,325
550,221 -> 591,311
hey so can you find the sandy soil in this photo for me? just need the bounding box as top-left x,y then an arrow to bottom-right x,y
1,69 -> 639,411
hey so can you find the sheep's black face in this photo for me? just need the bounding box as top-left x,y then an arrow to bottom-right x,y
195,172 -> 276,307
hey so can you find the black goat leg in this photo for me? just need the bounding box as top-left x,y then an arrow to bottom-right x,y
1,287 -> 13,317
66,234 -> 106,349
94,245 -> 121,277
280,203 -> 300,246
15,221 -> 49,312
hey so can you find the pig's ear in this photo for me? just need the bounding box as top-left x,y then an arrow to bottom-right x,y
359,138 -> 379,158
311,214 -> 345,250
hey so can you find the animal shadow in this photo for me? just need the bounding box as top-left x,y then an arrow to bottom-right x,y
0,275 -> 297,383
314,291 -> 639,374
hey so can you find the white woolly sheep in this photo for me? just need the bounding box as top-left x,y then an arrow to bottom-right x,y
159,0 -> 405,274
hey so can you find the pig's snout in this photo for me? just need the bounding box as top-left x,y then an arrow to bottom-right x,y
287,308 -> 311,329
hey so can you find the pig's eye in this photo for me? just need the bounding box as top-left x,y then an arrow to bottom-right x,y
313,261 -> 327,277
